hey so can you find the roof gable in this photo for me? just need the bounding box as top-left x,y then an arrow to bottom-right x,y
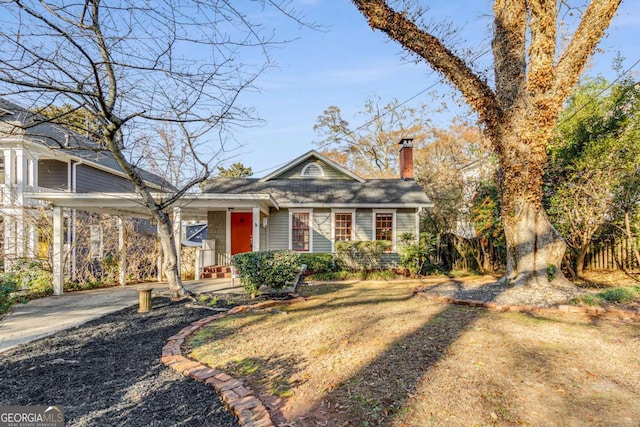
259,150 -> 365,183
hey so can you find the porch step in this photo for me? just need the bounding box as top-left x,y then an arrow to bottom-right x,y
201,265 -> 233,279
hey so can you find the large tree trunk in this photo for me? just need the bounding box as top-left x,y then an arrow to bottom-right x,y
497,123 -> 575,290
501,197 -> 570,287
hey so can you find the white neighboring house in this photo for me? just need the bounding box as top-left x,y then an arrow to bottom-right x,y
0,98 -> 169,275
455,156 -> 496,239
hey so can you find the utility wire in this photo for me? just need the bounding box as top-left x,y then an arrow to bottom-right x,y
254,48 -> 492,175
556,57 -> 640,128
254,50 -> 638,176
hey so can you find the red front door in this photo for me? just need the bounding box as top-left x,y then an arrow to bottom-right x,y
231,212 -> 253,255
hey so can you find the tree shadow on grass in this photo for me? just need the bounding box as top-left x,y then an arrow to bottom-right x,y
303,303 -> 488,426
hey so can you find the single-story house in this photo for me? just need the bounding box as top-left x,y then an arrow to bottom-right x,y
201,139 -> 432,269
6,94 -> 431,287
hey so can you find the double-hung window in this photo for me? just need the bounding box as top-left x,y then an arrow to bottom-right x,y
373,210 -> 396,250
291,211 -> 311,251
334,212 -> 353,242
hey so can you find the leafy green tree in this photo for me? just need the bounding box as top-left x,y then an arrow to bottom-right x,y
546,75 -> 640,276
217,163 -> 253,178
470,181 -> 506,272
38,104 -> 102,141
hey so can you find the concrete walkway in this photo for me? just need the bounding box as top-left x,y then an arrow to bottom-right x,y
0,278 -> 242,353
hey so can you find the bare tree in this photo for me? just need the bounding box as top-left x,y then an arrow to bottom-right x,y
0,0 -> 305,298
313,96 -> 432,178
351,0 -> 621,292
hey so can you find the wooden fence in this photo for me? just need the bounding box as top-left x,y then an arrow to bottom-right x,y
585,237 -> 640,271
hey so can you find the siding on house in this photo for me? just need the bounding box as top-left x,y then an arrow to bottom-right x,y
265,207 -> 419,253
38,159 -> 68,190
207,211 -> 227,265
274,159 -> 353,180
267,208 -> 289,250
259,211 -> 268,251
75,164 -> 135,192
396,208 -> 417,237
313,209 -> 332,252
355,210 -> 372,241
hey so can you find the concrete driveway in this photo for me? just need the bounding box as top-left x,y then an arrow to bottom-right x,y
0,278 -> 242,353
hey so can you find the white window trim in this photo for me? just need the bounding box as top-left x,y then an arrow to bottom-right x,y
289,209 -> 313,252
372,209 -> 397,251
300,162 -> 325,178
331,209 -> 356,252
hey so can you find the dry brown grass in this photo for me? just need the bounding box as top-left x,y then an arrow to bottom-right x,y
187,278 -> 640,427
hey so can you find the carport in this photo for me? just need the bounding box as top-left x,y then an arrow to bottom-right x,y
25,191 -> 278,295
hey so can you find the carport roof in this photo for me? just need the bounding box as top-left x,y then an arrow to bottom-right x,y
26,192 -> 279,220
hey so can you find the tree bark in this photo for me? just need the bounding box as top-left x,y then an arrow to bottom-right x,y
576,246 -> 588,278
155,211 -> 187,299
351,0 -> 621,292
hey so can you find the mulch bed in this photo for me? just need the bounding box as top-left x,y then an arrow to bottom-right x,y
0,298 -> 238,427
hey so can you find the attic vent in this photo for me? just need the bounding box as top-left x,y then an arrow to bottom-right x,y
301,162 -> 324,178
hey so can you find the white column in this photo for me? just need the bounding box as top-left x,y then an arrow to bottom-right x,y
71,210 -> 77,281
14,149 -> 26,204
252,207 -> 260,251
52,206 -> 64,295
28,156 -> 37,188
118,217 -> 127,286
28,223 -> 38,259
3,216 -> 15,270
156,223 -> 163,282
173,207 -> 182,279
225,210 -> 232,265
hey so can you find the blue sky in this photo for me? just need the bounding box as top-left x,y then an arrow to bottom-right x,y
224,1 -> 640,176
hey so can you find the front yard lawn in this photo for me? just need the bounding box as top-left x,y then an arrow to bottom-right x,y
186,278 -> 640,427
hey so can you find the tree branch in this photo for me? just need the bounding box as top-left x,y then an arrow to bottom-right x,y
351,0 -> 500,136
553,0 -> 622,103
492,0 -> 526,112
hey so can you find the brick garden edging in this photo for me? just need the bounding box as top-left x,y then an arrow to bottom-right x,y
414,290 -> 640,322
162,297 -> 306,427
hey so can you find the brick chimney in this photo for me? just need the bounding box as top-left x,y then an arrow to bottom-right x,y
398,138 -> 414,180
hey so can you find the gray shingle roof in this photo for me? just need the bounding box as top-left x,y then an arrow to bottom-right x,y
0,98 -> 173,191
204,177 -> 431,207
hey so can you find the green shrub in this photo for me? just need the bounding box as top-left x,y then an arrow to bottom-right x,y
298,253 -> 336,274
335,240 -> 391,272
233,250 -> 301,297
597,286 -> 640,304
572,286 -> 640,306
398,232 -> 435,276
0,274 -> 19,314
5,260 -> 53,295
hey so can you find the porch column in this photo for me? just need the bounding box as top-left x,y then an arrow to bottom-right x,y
156,223 -> 163,282
118,217 -> 126,286
173,207 -> 182,279
52,206 -> 64,295
28,223 -> 38,259
252,207 -> 260,251
4,216 -> 16,270
14,149 -> 26,204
